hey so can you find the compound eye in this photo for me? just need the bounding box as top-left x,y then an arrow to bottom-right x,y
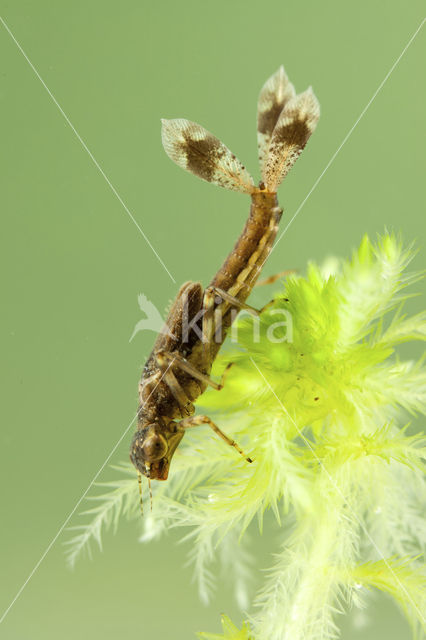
142,434 -> 167,462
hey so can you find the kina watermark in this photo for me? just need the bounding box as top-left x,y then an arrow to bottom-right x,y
129,292 -> 293,345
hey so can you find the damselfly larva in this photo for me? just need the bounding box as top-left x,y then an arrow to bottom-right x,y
130,66 -> 319,485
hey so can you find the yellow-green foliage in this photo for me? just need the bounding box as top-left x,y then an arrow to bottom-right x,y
66,234 -> 426,640
197,615 -> 252,640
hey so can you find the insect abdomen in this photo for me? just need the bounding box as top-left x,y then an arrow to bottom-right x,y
210,189 -> 281,301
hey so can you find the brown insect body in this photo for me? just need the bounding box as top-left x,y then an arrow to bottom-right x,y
132,189 -> 281,480
130,66 -> 319,482
208,188 -> 281,359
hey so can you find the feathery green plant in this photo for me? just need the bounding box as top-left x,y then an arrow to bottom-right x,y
65,233 -> 426,639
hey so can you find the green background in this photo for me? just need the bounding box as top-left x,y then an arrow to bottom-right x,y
1,1 -> 424,638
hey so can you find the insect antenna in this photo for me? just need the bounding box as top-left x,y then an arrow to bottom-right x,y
137,471 -> 144,517
148,476 -> 153,512
144,462 -> 153,511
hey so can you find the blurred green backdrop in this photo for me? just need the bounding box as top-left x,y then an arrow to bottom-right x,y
1,1 -> 424,638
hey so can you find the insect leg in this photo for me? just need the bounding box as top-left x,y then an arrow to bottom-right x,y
205,286 -> 261,316
178,414 -> 253,463
207,286 -> 276,315
201,286 -> 216,361
255,269 -> 296,287
155,352 -> 194,417
157,350 -> 232,391
138,371 -> 162,405
201,285 -> 261,365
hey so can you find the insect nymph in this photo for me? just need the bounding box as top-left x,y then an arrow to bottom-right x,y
130,66 -> 319,488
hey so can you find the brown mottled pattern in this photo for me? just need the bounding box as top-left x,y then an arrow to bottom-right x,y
263,88 -> 320,191
180,128 -> 225,182
257,66 -> 296,170
257,66 -> 294,138
258,100 -> 286,138
161,119 -> 254,194
271,117 -> 311,154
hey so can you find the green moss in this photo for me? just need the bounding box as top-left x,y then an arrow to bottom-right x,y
66,233 -> 426,640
